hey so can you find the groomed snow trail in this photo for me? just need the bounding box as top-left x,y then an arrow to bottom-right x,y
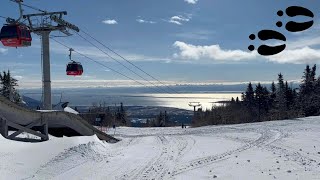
1,117 -> 320,179
120,135 -> 195,180
171,129 -> 282,177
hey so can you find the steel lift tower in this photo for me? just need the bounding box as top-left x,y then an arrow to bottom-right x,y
189,102 -> 201,115
22,10 -> 79,110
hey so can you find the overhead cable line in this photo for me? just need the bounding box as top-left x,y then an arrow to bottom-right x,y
79,29 -> 181,94
9,0 -> 46,13
75,32 -> 173,94
51,38 -> 166,94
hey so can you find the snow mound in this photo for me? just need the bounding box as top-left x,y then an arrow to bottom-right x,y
34,141 -> 108,179
0,134 -> 107,179
64,107 -> 79,114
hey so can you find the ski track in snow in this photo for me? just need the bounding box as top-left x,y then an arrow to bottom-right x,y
116,129 -> 282,179
118,135 -> 194,180
33,142 -> 108,179
2,117 -> 320,179
170,129 -> 282,177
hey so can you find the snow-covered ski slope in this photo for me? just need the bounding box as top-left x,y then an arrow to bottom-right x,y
1,117 -> 320,180
0,95 -> 118,143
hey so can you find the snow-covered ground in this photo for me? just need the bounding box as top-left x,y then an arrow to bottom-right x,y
1,117 -> 320,180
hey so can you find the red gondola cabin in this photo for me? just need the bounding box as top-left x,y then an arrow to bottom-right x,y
66,62 -> 83,76
0,24 -> 32,47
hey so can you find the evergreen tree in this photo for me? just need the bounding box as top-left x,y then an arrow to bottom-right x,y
0,70 -> 21,103
118,102 -> 129,126
104,106 -> 114,127
255,83 -> 263,121
284,81 -> 294,109
270,81 -> 276,105
262,86 -> 270,113
146,119 -> 150,127
299,65 -> 318,116
275,73 -> 288,119
300,65 -> 316,96
243,82 -> 255,108
253,83 -> 270,121
156,111 -> 165,127
235,97 -> 240,104
115,107 -> 121,124
120,102 -> 125,124
164,111 -> 170,127
311,64 -> 317,83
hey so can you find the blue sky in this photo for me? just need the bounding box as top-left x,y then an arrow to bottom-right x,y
0,0 -> 320,89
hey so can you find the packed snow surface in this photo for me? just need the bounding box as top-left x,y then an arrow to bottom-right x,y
36,107 -> 79,115
1,117 -> 320,179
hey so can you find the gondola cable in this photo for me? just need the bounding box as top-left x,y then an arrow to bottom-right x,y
75,32 -> 173,94
79,29 -> 181,95
51,38 -> 166,94
9,0 -> 46,13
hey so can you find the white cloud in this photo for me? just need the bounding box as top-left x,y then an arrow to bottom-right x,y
169,20 -> 182,25
168,15 -> 191,25
13,75 -> 23,80
286,36 -> 320,49
0,62 -> 39,68
18,79 -> 178,89
264,34 -> 320,64
267,47 -> 320,64
171,16 -> 190,22
136,19 -> 156,24
184,0 -> 198,4
175,30 -> 214,40
173,41 -> 257,61
0,48 -> 8,54
102,19 -> 118,25
173,34 -> 320,64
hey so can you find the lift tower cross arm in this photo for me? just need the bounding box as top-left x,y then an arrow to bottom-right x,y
189,102 -> 201,113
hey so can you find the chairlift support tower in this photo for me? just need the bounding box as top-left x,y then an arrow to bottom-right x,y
21,8 -> 79,110
188,102 -> 201,115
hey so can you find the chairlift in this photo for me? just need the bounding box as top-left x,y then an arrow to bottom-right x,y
66,48 -> 83,76
66,61 -> 83,76
0,24 -> 32,47
0,0 -> 32,47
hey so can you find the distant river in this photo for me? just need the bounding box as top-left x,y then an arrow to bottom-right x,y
23,92 -> 242,111
126,93 -> 242,110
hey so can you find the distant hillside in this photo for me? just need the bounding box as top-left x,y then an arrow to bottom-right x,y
19,83 -> 300,109
20,83 -> 300,95
22,96 -> 41,109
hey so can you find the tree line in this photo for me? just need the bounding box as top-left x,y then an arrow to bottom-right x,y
192,65 -> 319,127
144,111 -> 171,127
86,102 -> 131,127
